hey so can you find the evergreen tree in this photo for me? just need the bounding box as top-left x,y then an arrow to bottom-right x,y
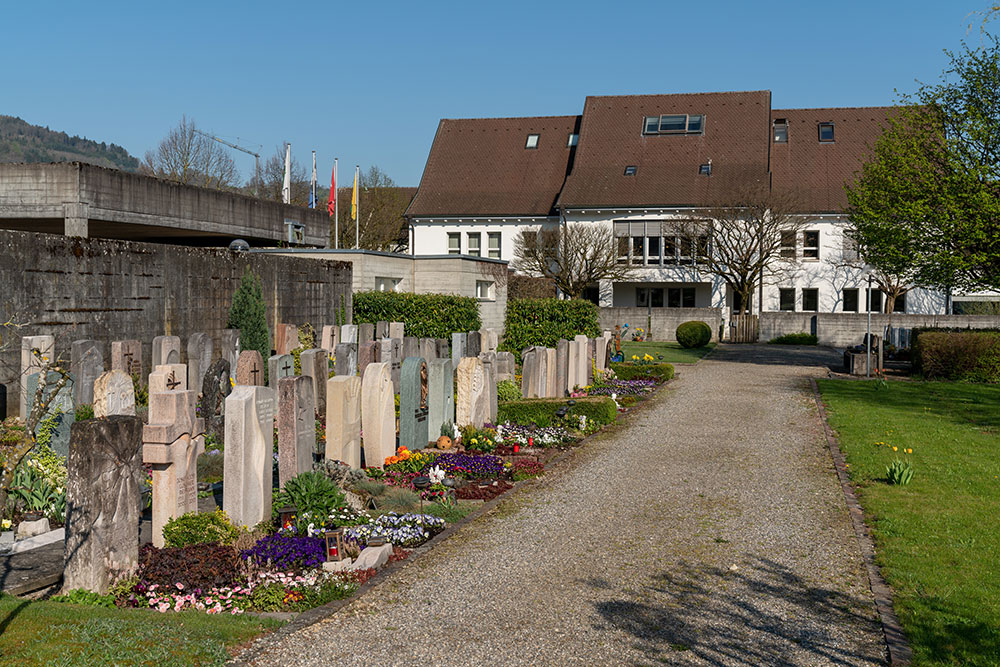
227,269 -> 270,365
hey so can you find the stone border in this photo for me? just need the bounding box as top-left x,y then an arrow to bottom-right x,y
809,378 -> 912,666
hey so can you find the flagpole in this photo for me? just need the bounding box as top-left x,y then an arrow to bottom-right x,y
310,151 -> 317,209
355,164 -> 360,249
282,143 -> 291,205
334,158 -> 339,250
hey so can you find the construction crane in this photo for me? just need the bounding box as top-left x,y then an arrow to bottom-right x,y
193,129 -> 262,194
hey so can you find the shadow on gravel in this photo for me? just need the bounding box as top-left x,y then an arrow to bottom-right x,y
710,344 -> 844,372
587,558 -> 884,665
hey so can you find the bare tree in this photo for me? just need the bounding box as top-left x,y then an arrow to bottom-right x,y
332,166 -> 410,251
141,116 -> 240,189
514,224 -> 637,300
252,145 -> 310,206
679,184 -> 808,314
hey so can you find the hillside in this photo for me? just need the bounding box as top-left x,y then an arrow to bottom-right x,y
0,115 -> 139,171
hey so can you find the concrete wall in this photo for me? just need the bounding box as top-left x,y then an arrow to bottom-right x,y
599,307 -> 723,342
0,230 -> 352,415
760,312 -> 1000,348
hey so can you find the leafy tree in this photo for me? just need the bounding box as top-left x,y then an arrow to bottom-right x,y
141,116 -> 239,189
226,269 -> 270,364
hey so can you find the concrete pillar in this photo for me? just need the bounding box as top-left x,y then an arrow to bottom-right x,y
64,202 -> 89,238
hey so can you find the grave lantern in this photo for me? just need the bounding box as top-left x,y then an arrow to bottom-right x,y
325,528 -> 346,561
279,505 -> 297,531
413,475 -> 431,513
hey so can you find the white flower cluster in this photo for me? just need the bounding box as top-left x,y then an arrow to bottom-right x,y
344,512 -> 446,548
427,465 -> 446,485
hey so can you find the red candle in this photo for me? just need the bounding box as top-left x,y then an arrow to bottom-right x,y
528,436 -> 534,447
513,444 -> 520,453
328,546 -> 338,558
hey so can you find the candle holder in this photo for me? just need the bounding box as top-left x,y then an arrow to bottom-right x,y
325,528 -> 346,561
278,505 -> 297,532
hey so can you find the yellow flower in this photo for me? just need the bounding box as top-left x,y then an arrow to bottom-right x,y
905,448 -> 912,454
892,446 -> 898,452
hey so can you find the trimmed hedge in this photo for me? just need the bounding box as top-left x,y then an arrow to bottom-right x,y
609,362 -> 675,382
497,396 -> 617,428
913,331 -> 1000,382
501,298 -> 600,363
676,320 -> 712,348
768,332 -> 818,345
353,291 -> 481,340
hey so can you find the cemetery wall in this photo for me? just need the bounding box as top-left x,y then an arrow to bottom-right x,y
0,229 -> 352,415
599,307 -> 723,342
759,312 -> 1000,347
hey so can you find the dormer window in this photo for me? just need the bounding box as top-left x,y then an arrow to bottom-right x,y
818,123 -> 835,142
567,133 -> 579,147
642,114 -> 705,135
525,134 -> 539,149
624,166 -> 637,176
773,119 -> 788,142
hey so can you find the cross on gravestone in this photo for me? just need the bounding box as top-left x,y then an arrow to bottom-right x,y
250,363 -> 261,386
166,371 -> 181,391
282,359 -> 292,375
123,351 -> 135,374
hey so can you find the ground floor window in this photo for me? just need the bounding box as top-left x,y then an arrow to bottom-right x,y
893,292 -> 907,313
843,288 -> 859,312
779,288 -> 796,311
375,276 -> 401,292
802,288 -> 819,311
447,232 -> 460,255
476,280 -> 494,300
868,288 -> 882,313
636,287 -> 664,308
667,287 -> 695,308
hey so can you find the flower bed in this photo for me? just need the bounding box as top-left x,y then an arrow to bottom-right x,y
429,452 -> 509,479
587,378 -> 657,396
343,512 -> 446,548
455,480 -> 513,501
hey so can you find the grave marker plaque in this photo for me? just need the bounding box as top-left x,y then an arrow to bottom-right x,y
149,364 -> 187,394
466,330 -> 481,358
301,348 -> 329,414
388,322 -> 405,339
187,333 -> 213,393
419,338 -> 437,362
93,370 -> 136,418
456,357 -> 488,428
375,321 -> 389,340
220,329 -> 240,371
200,359 -> 231,444
111,339 -> 142,378
321,325 -> 340,352
277,376 -> 316,488
451,332 -> 466,368
268,354 -> 295,390
275,324 -> 298,355
359,323 -> 375,347
26,370 -> 74,456
340,324 -> 358,344
334,342 -> 358,376
427,359 -> 454,440
358,341 -> 377,379
403,337 -> 419,361
556,339 -> 570,397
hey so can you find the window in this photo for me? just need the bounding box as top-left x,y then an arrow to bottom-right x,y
476,280 -> 494,300
803,230 -> 820,259
487,232 -> 501,259
642,114 -> 705,135
447,232 -> 460,255
666,287 -> 696,308
285,221 -> 305,245
646,236 -> 660,265
868,288 -> 883,312
699,163 -> 712,176
818,123 -> 835,142
779,288 -> 796,311
525,134 -> 539,149
773,119 -> 788,143
843,288 -> 859,312
567,133 -> 579,147
631,236 -> 644,266
624,165 -> 637,176
780,230 -> 796,258
375,277 -> 401,292
802,288 -> 819,312
467,232 -> 481,257
636,288 -> 664,308
617,236 -> 629,265
893,293 -> 907,313
696,235 -> 709,263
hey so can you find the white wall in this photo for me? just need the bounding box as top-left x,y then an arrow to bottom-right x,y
411,218 -> 559,265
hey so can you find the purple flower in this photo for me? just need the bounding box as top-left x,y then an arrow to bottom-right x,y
240,535 -> 325,570
427,453 -> 505,479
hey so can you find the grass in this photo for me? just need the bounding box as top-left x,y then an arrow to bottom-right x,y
422,499 -> 479,523
620,340 -> 714,364
0,593 -> 282,666
817,379 -> 1000,666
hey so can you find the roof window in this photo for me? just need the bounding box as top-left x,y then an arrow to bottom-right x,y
818,123 -> 835,142
642,114 -> 705,136
773,119 -> 788,143
624,165 -> 637,176
699,162 -> 712,176
525,134 -> 539,149
567,133 -> 579,147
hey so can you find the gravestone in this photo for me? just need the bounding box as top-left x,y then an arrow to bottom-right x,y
481,353 -> 498,423
111,340 -> 142,378
520,348 -> 539,398
419,338 -> 437,362
275,324 -> 298,355
220,329 -> 240,370
427,359 -> 454,441
389,339 -> 403,394
388,322 -> 405,339
20,335 -> 54,420
326,375 -> 362,468
26,370 -> 75,456
187,333 -> 213,394
71,340 -> 103,407
0,384 -> 6,420
334,342 -> 358,377
361,362 -> 396,469
496,351 -> 515,382
340,324 -> 358,344
546,348 -> 558,398
374,321 -> 388,339
587,338 -> 597,384
236,350 -> 265,386
466,330 -> 481,358
143,389 -> 204,547
268,354 -> 295,390
436,338 -> 450,360
151,335 -> 181,367
358,341 -> 377,379
556,339 -> 570,397
572,335 -> 589,391
403,337 -> 419,361
301,348 -> 329,414
451,332 -> 466,368
277,376 -> 316,488
399,357 -> 429,450
456,357 -> 489,428
321,325 -> 339,352
594,336 -> 607,372
480,328 -> 498,355
224,385 -> 276,528
200,359 -> 231,443
149,364 -> 187,394
358,323 -> 375,347
93,370 -> 136,418
64,415 -> 145,594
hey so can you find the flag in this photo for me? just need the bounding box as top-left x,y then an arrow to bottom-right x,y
309,151 -> 317,209
327,160 -> 337,216
351,167 -> 359,221
281,143 -> 291,204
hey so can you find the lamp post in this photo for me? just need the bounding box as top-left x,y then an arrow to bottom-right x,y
866,273 -> 872,379
413,475 -> 431,513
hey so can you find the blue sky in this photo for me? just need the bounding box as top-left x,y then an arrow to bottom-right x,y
1,1 -> 993,186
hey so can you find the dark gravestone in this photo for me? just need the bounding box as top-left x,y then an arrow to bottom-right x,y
199,359 -> 231,444
358,341 -> 377,379
0,383 -> 6,419
399,357 -> 429,450
358,323 -> 375,347
466,331 -> 481,358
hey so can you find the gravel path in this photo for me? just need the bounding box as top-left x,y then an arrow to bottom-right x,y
246,345 -> 885,666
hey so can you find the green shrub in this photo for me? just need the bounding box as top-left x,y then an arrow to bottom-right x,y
271,471 -> 346,525
497,379 -> 521,402
675,321 -> 712,348
609,362 -> 675,382
353,291 -> 480,339
227,268 -> 270,366
162,509 -> 240,548
912,331 -> 1000,382
51,589 -> 117,608
74,404 -> 95,422
501,298 -> 600,364
497,397 -> 617,428
886,459 -> 914,485
768,332 -> 818,345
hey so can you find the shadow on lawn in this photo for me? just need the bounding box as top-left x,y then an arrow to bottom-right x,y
710,344 -> 845,371
585,557 -> 886,665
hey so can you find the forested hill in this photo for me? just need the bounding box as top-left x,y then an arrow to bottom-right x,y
0,115 -> 139,171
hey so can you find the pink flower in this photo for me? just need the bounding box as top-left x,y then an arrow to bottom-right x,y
175,582 -> 184,590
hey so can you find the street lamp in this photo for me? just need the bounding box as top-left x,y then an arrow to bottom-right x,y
866,273 -> 872,379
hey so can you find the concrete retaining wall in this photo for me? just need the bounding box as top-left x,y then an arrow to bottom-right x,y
760,311 -> 1000,348
599,307 -> 723,342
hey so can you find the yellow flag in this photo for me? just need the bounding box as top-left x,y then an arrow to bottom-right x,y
351,169 -> 359,221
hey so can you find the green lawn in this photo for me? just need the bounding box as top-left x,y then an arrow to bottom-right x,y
620,340 -> 714,364
817,379 -> 1000,666
0,593 -> 282,666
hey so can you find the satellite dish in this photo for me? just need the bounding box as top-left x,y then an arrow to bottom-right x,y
229,239 -> 250,252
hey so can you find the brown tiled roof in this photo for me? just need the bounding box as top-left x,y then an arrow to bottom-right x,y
770,107 -> 895,212
558,91 -> 772,208
406,116 -> 579,217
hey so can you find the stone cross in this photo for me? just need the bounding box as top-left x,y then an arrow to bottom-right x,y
300,348 -> 329,414
151,335 -> 181,367
326,375 -> 362,468
427,359 -> 454,441
187,333 -> 213,394
359,323 -> 375,347
334,342 -> 358,377
388,322 -> 405,339
361,362 -> 396,468
20,335 -> 54,420
149,364 -> 187,394
93,370 -> 136,418
340,324 -> 358,344
236,350 -> 265,386
70,339 -> 104,407
451,332 -> 466,368
64,415 -> 145,594
358,341 -> 377,379
321,325 -> 340,352
399,357 -> 429,450
111,339 -> 142,378
267,354 -> 294,390
456,357 -> 489,428
223,385 -> 275,528
277,376 -> 316,489
142,389 -> 204,547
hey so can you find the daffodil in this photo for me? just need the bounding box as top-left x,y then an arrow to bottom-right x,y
892,446 -> 898,452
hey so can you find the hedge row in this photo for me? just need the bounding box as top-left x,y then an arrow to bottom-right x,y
609,362 -> 675,382
497,396 -> 617,428
352,291 -> 481,340
913,330 -> 1000,382
501,298 -> 600,363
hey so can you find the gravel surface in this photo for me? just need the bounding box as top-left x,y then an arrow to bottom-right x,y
245,345 -> 886,666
